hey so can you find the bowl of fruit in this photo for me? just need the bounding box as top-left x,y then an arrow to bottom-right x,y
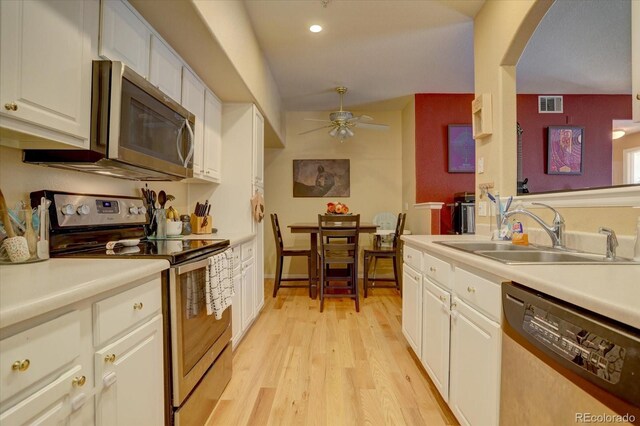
326,202 -> 350,215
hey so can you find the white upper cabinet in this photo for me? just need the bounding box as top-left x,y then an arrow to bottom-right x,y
99,0 -> 150,78
203,89 -> 222,182
181,68 -> 205,175
0,0 -> 97,149
149,35 -> 182,103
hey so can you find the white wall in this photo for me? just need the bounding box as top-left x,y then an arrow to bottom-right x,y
263,111 -> 403,276
0,146 -> 188,214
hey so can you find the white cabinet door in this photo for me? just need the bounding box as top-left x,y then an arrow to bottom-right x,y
231,271 -> 242,348
0,0 -> 94,147
252,106 -> 264,187
203,89 -> 222,182
449,298 -> 501,426
99,0 -> 150,78
95,315 -> 164,426
421,278 -> 451,402
149,35 -> 182,103
0,365 -> 88,426
252,237 -> 263,315
181,68 -> 205,175
241,258 -> 256,331
401,264 -> 422,356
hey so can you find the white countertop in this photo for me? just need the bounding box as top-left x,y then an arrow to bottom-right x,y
183,232 -> 255,246
0,258 -> 169,329
402,235 -> 640,329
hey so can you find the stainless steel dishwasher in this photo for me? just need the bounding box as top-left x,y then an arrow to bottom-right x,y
501,282 -> 640,425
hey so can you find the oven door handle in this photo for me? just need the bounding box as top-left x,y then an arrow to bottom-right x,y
176,257 -> 210,275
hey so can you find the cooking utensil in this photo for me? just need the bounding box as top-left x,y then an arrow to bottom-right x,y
195,202 -> 201,216
0,189 -> 16,238
105,239 -> 140,250
37,197 -> 49,259
150,190 -> 157,209
158,190 -> 167,209
24,208 -> 37,255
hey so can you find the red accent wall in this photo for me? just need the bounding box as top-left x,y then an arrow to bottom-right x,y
517,95 -> 631,193
415,94 -> 475,234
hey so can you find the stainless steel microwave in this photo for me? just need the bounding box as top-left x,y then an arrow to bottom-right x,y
24,61 -> 195,181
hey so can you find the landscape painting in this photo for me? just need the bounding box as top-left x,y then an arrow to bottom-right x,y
293,159 -> 350,197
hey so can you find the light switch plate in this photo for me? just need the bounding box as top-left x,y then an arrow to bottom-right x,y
478,201 -> 488,217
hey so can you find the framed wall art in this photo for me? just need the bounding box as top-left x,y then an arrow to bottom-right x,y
448,124 -> 475,173
293,159 -> 350,197
547,126 -> 584,175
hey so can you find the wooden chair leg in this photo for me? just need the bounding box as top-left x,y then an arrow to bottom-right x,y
354,261 -> 359,312
307,254 -> 313,298
273,255 -> 283,297
319,260 -> 325,312
392,256 -> 400,291
363,254 -> 369,298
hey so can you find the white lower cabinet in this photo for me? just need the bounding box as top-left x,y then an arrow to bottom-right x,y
95,314 -> 164,426
401,264 -> 422,355
0,273 -> 164,425
231,239 -> 262,350
420,278 -> 451,402
402,244 -> 503,426
241,257 -> 256,331
449,297 -> 501,426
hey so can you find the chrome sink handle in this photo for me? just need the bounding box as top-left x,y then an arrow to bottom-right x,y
598,227 -> 618,260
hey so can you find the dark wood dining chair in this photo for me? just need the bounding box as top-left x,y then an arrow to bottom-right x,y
363,213 -> 406,297
271,214 -> 312,297
318,214 -> 361,312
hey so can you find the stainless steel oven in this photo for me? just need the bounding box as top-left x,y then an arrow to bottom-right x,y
34,190 -> 233,426
169,256 -> 232,426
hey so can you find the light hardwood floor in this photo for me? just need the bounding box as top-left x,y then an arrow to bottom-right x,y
206,280 -> 458,426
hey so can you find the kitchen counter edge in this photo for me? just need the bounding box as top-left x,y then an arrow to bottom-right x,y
401,235 -> 640,329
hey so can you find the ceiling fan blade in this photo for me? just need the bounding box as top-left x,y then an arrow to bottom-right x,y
299,124 -> 335,135
355,122 -> 390,130
304,118 -> 332,123
347,114 -> 374,123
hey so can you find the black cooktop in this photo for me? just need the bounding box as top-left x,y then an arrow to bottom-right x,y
56,238 -> 229,265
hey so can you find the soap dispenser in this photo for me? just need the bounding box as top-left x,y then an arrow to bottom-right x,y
634,216 -> 640,261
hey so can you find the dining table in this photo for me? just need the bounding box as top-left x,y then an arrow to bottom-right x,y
288,222 -> 378,299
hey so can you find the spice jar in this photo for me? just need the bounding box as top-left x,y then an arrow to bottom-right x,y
180,215 -> 192,235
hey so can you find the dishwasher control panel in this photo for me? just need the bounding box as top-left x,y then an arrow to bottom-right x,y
503,282 -> 640,408
523,304 -> 625,384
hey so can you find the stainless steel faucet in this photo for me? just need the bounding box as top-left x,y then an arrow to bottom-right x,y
598,227 -> 618,260
501,202 -> 566,249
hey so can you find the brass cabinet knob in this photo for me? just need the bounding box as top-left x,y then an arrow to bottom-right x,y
11,359 -> 30,372
72,375 -> 86,387
4,102 -> 18,111
439,295 -> 447,302
429,267 -> 436,272
636,93 -> 640,101
133,302 -> 144,310
467,286 -> 476,293
104,353 -> 117,363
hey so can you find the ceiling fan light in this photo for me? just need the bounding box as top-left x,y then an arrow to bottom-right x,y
345,127 -> 354,137
329,127 -> 338,137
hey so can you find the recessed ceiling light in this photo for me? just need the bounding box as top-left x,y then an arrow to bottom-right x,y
309,24 -> 322,33
612,130 -> 626,140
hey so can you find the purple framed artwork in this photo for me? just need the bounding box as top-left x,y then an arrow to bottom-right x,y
547,126 -> 584,175
448,124 -> 475,173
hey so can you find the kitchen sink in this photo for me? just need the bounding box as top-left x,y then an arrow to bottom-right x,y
435,240 -> 639,265
436,241 -> 532,252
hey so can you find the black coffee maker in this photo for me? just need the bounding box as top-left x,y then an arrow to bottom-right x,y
452,192 -> 475,234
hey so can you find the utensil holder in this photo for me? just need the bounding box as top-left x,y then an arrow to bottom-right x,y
0,209 -> 49,264
190,214 -> 212,234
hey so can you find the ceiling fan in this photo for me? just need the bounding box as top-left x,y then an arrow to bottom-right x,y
299,87 -> 390,141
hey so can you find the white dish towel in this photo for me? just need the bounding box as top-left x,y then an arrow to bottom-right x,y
205,248 -> 234,319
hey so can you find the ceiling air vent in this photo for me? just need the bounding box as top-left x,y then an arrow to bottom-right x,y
538,96 -> 563,113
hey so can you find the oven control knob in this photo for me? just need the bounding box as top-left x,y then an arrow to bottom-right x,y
137,206 -> 147,215
76,204 -> 90,215
129,206 -> 139,215
61,204 -> 76,216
